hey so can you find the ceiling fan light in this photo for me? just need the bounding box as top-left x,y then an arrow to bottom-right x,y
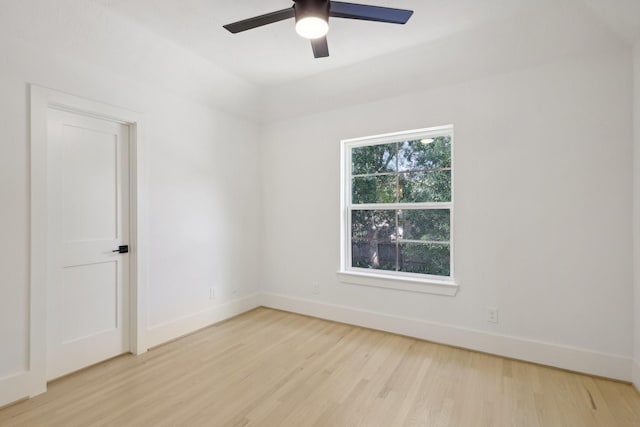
295,16 -> 329,39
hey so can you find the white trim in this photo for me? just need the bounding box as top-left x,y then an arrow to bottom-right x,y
3,291 -> 631,408
342,125 -> 453,147
340,125 -> 455,290
261,293 -> 632,381
351,202 -> 451,210
0,372 -> 30,409
337,271 -> 458,296
146,294 -> 262,349
29,85 -> 149,399
127,120 -> 151,356
633,359 -> 640,392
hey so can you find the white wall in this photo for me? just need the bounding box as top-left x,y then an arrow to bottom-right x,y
633,42 -> 640,388
0,0 -> 261,405
261,48 -> 634,379
1,0 -> 637,408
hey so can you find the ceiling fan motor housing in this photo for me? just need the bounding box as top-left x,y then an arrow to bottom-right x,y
294,0 -> 330,22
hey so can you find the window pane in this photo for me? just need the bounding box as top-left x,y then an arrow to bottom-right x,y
351,210 -> 396,241
399,170 -> 451,203
351,241 -> 397,271
345,128 -> 453,280
352,143 -> 397,175
400,209 -> 450,241
351,210 -> 397,271
399,243 -> 450,276
352,175 -> 397,204
397,136 -> 451,172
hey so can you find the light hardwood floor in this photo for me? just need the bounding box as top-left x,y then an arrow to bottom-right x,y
2,307 -> 640,426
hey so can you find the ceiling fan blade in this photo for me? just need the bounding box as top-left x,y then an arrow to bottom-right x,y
311,36 -> 329,58
329,1 -> 413,24
223,7 -> 295,33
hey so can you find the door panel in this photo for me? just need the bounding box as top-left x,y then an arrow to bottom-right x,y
47,108 -> 130,381
61,261 -> 118,343
61,125 -> 119,241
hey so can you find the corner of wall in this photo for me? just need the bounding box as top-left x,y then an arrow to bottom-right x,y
633,40 -> 640,392
145,294 -> 262,349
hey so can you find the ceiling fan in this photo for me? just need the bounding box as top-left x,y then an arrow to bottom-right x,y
223,0 -> 413,58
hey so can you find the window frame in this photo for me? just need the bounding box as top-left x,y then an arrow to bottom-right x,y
339,126 -> 458,296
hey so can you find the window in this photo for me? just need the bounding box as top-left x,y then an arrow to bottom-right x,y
339,126 -> 457,295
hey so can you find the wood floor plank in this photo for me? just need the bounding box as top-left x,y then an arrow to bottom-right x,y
1,307 -> 640,426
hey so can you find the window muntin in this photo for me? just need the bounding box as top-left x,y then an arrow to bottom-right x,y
343,127 -> 453,282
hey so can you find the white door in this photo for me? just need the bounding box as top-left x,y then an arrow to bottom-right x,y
46,108 -> 130,380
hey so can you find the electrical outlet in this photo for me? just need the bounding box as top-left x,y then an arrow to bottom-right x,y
209,287 -> 215,300
312,282 -> 320,295
487,307 -> 499,324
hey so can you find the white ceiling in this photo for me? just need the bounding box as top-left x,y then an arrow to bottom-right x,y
85,0 -> 639,121
90,0 -> 544,86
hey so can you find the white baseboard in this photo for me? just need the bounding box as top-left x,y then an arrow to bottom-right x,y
146,293 -> 261,349
261,293 -> 632,382
633,359 -> 640,392
1,292 -> 629,409
0,371 -> 30,409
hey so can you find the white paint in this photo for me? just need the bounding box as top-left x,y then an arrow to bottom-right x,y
261,49 -> 634,379
86,0 -> 636,87
336,272 -> 458,297
89,0 -> 532,85
0,0 -> 261,406
146,294 -> 261,349
582,0 -> 640,45
0,0 -> 258,119
262,293 -> 632,381
633,42 -> 640,390
0,372 -> 30,410
46,109 -> 131,380
1,0 -> 638,409
339,126 -> 457,294
487,307 -> 499,324
260,0 -> 623,121
29,86 -> 147,397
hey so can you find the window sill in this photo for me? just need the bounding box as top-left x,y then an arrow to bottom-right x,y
336,271 -> 459,296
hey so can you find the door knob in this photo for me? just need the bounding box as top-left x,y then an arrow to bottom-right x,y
112,245 -> 129,254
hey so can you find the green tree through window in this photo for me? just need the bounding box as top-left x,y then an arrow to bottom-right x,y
345,128 -> 453,279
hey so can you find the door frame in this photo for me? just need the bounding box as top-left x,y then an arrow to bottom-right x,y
29,85 -> 149,396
